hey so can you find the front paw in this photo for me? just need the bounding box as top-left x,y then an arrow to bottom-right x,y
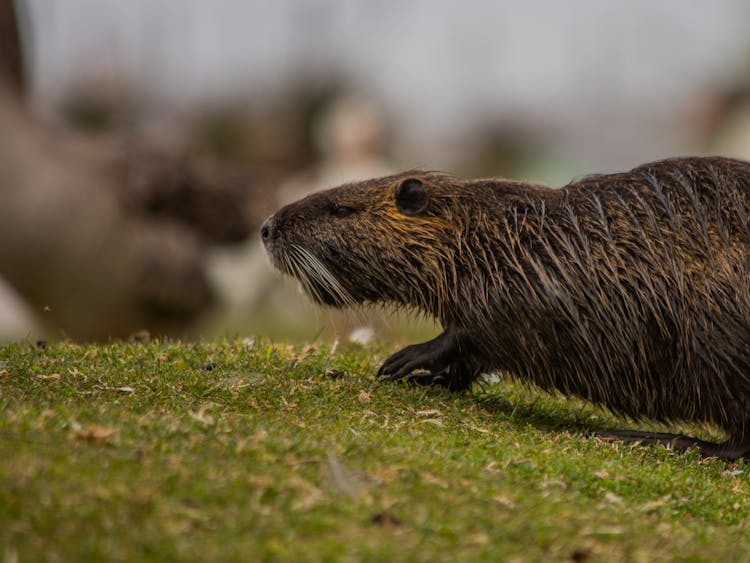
377,329 -> 479,391
377,329 -> 460,381
377,342 -> 441,381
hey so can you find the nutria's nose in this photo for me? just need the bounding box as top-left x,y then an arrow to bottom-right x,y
260,217 -> 274,244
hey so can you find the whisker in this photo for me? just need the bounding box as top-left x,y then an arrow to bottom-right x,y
292,245 -> 358,309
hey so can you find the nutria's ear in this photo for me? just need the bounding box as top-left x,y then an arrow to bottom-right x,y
395,178 -> 429,216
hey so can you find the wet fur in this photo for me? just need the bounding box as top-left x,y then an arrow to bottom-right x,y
263,157 -> 750,458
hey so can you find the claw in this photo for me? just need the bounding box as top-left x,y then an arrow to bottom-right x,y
406,371 -> 449,387
379,370 -> 450,388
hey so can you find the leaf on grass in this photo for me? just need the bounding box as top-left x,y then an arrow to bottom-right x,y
36,373 -> 61,381
327,453 -> 365,497
467,532 -> 490,546
225,372 -> 265,390
599,492 -> 623,507
584,525 -> 625,536
94,385 -> 135,394
640,495 -> 671,513
418,418 -> 444,427
190,408 -> 216,427
286,475 -> 323,512
465,423 -> 490,434
484,461 -> 502,475
71,423 -> 115,444
492,495 -> 516,509
421,472 -> 448,489
540,479 -> 568,490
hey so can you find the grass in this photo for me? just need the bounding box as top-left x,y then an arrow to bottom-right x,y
1,337 -> 749,562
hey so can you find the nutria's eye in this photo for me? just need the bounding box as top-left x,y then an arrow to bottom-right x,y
329,204 -> 356,218
395,178 -> 429,216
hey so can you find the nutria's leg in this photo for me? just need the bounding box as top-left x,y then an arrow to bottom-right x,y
377,327 -> 477,391
594,430 -> 750,460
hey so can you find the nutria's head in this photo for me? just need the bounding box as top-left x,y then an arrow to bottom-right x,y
262,171 -> 466,320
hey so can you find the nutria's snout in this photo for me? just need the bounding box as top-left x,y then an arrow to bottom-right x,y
260,215 -> 282,270
260,216 -> 274,245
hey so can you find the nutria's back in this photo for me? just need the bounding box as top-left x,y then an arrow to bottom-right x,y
263,156 -> 750,458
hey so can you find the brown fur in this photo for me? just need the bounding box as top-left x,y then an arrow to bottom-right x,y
262,157 -> 750,458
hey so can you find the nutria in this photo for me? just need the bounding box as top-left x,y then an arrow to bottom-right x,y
262,156 -> 750,459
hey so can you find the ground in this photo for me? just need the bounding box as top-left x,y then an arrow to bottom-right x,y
1,338 -> 748,561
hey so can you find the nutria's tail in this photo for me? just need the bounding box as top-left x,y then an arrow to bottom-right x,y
595,430 -> 750,460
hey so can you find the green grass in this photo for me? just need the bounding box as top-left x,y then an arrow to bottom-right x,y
1,338 -> 749,562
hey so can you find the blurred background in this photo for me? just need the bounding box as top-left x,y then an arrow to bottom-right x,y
2,0 -> 750,343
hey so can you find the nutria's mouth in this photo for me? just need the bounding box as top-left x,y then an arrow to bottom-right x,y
270,244 -> 357,308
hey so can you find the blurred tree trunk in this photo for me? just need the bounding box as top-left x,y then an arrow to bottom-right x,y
0,0 -> 24,97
